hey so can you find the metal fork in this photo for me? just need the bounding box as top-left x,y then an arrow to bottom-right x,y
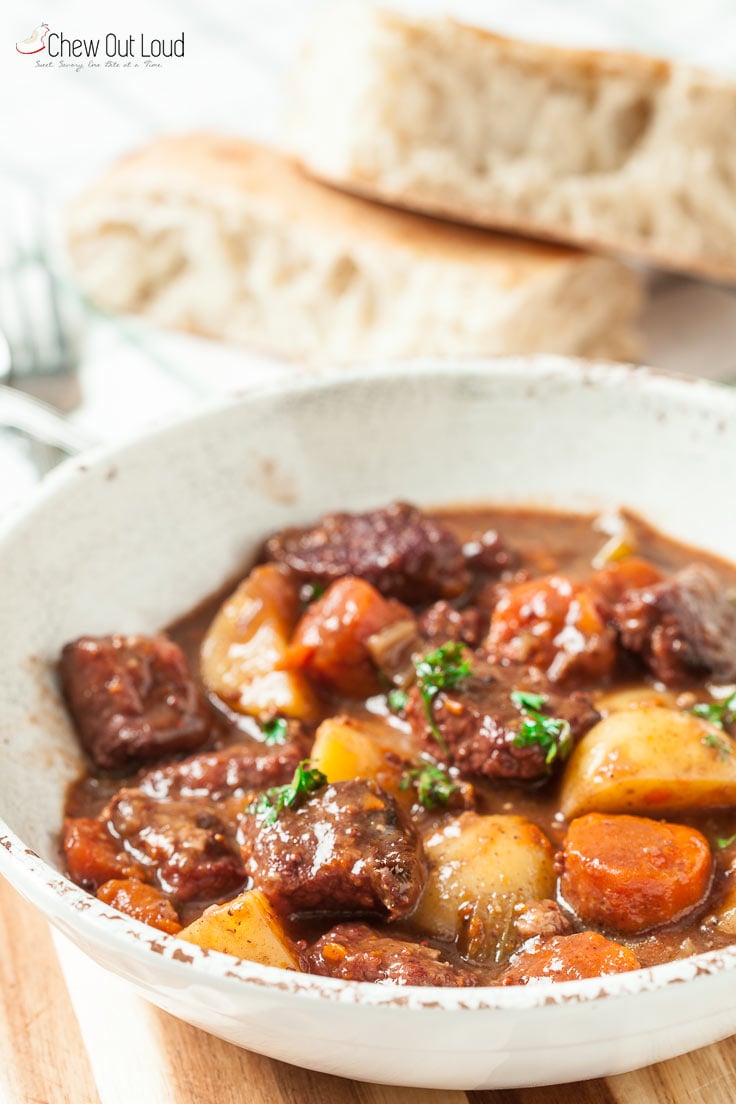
0,197 -> 93,471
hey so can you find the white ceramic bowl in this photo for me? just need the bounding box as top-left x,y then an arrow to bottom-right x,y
2,357 -> 736,1090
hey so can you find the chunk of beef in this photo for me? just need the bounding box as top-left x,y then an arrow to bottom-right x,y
613,564 -> 736,685
405,663 -> 600,784
105,789 -> 245,902
418,601 -> 487,649
307,922 -> 477,987
264,502 -> 469,604
139,725 -> 309,801
62,816 -> 146,892
239,779 -> 426,918
486,575 -> 618,685
462,529 -> 517,575
60,634 -> 209,770
514,899 -> 573,941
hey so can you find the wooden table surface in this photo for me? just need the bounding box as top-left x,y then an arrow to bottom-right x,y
3,875 -> 736,1104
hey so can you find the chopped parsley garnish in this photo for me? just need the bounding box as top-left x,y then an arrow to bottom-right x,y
261,717 -> 288,746
400,760 -> 459,810
387,688 -> 409,713
247,760 -> 327,826
716,833 -> 736,850
702,731 -> 734,759
691,692 -> 736,731
413,642 -> 472,753
511,690 -> 572,767
301,582 -> 326,605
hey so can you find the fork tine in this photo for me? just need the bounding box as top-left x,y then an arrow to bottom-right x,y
43,257 -> 70,372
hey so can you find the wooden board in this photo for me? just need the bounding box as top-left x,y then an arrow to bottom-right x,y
2,875 -> 736,1104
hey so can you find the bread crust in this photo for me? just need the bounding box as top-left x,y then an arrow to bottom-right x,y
287,7 -> 736,283
66,134 -> 642,361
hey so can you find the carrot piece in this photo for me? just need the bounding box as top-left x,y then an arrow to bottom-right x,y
500,931 -> 640,985
97,878 -> 181,935
560,813 -> 712,934
62,817 -> 145,892
286,577 -> 412,696
486,574 -> 616,683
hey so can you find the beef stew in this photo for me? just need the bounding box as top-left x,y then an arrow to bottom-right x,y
60,503 -> 736,987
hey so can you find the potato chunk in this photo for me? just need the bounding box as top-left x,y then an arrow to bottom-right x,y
412,813 -> 555,963
560,706 -> 736,818
310,715 -> 408,800
201,564 -> 319,721
711,874 -> 736,936
179,888 -> 300,970
595,686 -> 677,714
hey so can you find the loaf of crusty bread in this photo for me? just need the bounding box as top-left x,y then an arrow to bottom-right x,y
286,5 -> 736,283
65,134 -> 641,361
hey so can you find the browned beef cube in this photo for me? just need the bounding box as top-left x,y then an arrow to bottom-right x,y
613,564 -> 736,685
263,502 -> 469,604
60,634 -> 209,770
418,601 -> 487,648
239,779 -> 426,919
462,529 -> 517,575
105,789 -> 245,902
307,922 -> 477,987
405,663 -> 600,784
139,725 -> 310,801
514,899 -> 573,941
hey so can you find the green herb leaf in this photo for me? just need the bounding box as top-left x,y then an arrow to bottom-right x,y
413,642 -> 472,753
387,688 -> 409,714
510,690 -> 572,767
301,582 -> 326,605
247,760 -> 327,826
509,690 -> 547,713
691,692 -> 736,731
400,760 -> 459,810
716,832 -> 736,850
702,731 -> 734,759
261,717 -> 288,746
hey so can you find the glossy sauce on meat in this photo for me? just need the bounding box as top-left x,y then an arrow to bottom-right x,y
62,506 -> 736,984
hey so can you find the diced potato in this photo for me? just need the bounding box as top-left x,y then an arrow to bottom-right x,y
711,876 -> 736,936
179,888 -> 300,970
201,564 -> 319,721
596,687 -> 678,715
310,715 -> 409,799
560,706 -> 736,819
412,813 -> 555,963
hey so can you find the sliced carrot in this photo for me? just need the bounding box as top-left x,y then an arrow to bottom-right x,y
487,574 -> 616,683
62,817 -> 145,892
500,931 -> 640,985
97,878 -> 181,935
561,813 -> 712,934
285,577 -> 412,697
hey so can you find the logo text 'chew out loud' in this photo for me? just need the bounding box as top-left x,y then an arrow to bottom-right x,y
45,32 -> 184,59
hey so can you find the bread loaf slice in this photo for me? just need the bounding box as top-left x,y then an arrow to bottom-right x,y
286,5 -> 736,283
66,134 -> 641,361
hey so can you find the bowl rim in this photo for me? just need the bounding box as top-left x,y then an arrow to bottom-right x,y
3,352 -> 736,1015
